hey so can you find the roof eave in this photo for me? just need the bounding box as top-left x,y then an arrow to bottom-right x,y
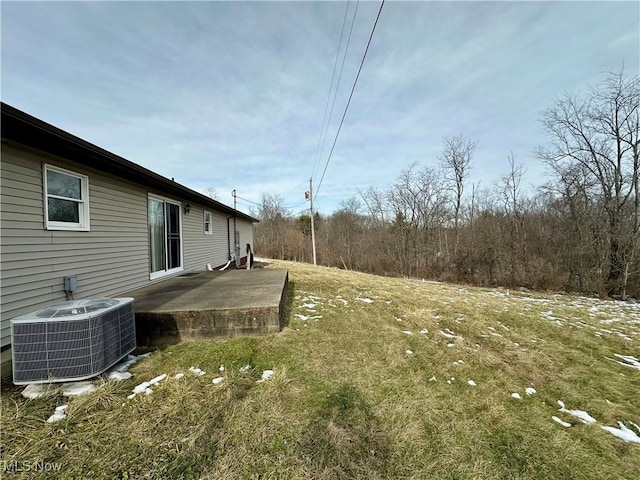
0,103 -> 259,223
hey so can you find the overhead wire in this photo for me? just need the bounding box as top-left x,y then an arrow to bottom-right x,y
234,192 -> 308,212
233,195 -> 261,206
312,1 -> 360,182
315,0 -> 385,200
280,179 -> 308,198
311,0 -> 352,181
282,199 -> 309,209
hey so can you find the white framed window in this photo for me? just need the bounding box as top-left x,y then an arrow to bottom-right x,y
204,210 -> 213,235
43,164 -> 90,231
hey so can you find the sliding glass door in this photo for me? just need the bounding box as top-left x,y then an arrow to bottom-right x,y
149,196 -> 182,279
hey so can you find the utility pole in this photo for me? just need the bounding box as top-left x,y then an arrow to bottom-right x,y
308,178 -> 317,266
232,189 -> 238,266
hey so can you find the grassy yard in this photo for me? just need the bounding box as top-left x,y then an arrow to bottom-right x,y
1,260 -> 639,479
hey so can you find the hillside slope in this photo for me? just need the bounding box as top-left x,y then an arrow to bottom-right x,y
2,260 -> 639,479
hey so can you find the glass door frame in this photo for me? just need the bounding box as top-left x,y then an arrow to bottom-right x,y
148,194 -> 184,280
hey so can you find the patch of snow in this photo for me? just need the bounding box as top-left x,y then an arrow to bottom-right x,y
600,318 -> 620,325
295,314 -> 322,321
148,374 -> 167,385
132,381 -> 151,395
420,328 -> 428,334
402,330 -> 413,335
525,387 -> 537,396
406,349 -> 414,356
219,365 -> 225,372
239,365 -> 251,373
356,297 -> 374,304
467,380 -> 477,386
447,343 -> 455,348
173,373 -> 185,380
62,381 -> 96,397
108,371 -> 133,381
301,303 -> 317,309
256,370 -> 274,383
189,367 -> 206,376
613,354 -> 640,371
557,400 -> 597,424
395,317 -> 403,322
111,352 -> 151,373
22,383 -> 52,399
552,416 -> 572,428
212,377 -> 224,385
439,328 -> 461,339
601,422 -> 640,444
428,376 -> 437,382
46,405 -> 68,423
453,360 -> 464,365
511,393 -> 522,399
127,375 -> 164,398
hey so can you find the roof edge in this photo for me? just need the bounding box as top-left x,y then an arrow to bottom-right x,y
1,102 -> 259,223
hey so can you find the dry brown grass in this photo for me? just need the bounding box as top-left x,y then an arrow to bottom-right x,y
1,259 -> 639,479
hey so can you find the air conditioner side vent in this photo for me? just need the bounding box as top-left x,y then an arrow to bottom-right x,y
11,298 -> 136,385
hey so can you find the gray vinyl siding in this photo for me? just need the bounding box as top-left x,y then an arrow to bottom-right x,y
182,208 -> 230,270
236,218 -> 254,255
1,146 -> 150,348
1,145 -> 253,350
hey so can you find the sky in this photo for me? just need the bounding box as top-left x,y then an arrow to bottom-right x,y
2,1 -> 639,216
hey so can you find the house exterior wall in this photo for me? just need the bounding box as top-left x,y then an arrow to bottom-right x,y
236,217 -> 254,257
0,144 -> 254,353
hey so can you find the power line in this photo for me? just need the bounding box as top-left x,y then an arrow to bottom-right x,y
311,0 -> 352,181
313,1 -> 360,181
235,193 -> 308,211
234,195 -> 261,206
282,199 -> 308,210
315,0 -> 385,199
281,179 -> 308,197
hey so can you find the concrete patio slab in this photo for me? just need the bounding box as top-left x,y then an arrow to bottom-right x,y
125,268 -> 289,346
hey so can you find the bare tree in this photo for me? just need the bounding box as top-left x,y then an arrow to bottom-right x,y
538,68 -> 640,297
360,186 -> 389,225
205,187 -> 219,201
439,135 -> 477,258
253,194 -> 291,259
497,153 -> 529,284
387,164 -> 448,275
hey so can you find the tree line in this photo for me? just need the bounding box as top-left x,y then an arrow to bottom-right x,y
253,70 -> 640,299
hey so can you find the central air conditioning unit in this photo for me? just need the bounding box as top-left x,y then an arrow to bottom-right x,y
10,298 -> 136,385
